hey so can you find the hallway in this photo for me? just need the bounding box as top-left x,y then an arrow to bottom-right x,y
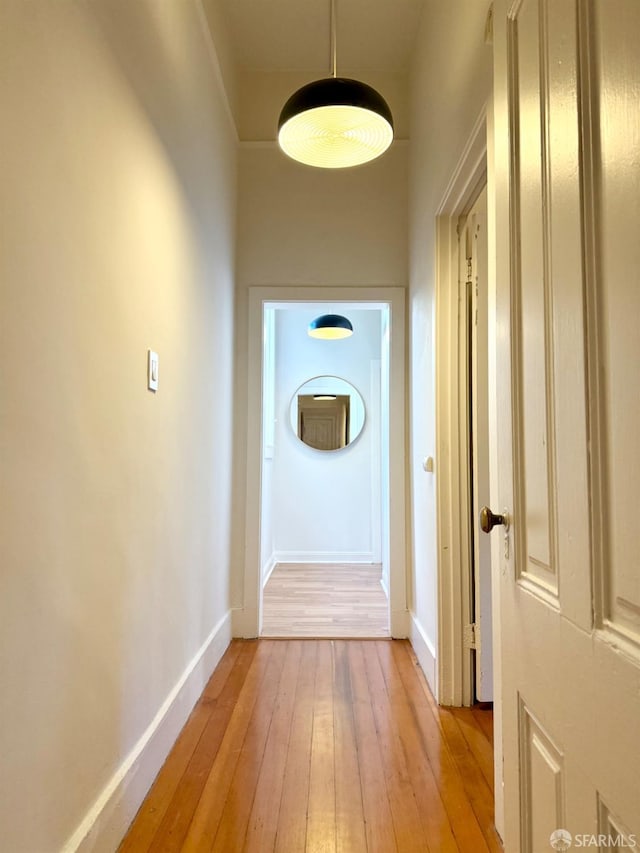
120,640 -> 501,852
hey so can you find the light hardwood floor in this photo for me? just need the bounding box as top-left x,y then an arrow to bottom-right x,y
120,639 -> 500,852
261,563 -> 389,638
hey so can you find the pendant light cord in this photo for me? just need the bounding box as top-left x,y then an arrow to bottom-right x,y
330,0 -> 337,78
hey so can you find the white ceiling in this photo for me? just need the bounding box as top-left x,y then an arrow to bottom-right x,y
212,0 -> 427,74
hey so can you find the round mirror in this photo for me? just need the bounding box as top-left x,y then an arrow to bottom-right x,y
289,376 -> 366,451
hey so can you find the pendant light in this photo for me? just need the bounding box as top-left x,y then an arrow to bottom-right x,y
308,314 -> 354,339
278,0 -> 394,169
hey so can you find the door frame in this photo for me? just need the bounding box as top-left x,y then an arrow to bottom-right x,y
435,104 -> 504,835
460,186 -> 493,705
234,285 -> 408,640
435,107 -> 487,704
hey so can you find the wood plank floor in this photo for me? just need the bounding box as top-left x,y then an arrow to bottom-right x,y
261,563 -> 389,638
120,639 -> 501,853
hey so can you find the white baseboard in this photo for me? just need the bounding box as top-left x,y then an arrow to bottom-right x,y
380,574 -> 389,598
410,613 -> 437,699
275,550 -> 375,564
63,610 -> 232,853
262,554 -> 277,587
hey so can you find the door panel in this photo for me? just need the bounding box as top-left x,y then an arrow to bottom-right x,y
598,797 -> 636,848
493,0 -> 640,849
591,0 -> 640,654
519,701 -> 566,853
509,0 -> 591,615
512,0 -> 557,592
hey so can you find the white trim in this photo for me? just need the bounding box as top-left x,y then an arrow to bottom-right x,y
436,108 -> 488,216
410,613 -> 438,697
390,609 -> 410,639
380,574 -> 390,599
274,551 -> 376,564
231,606 -> 256,639
63,611 -> 232,853
435,107 -> 488,708
262,554 -> 277,586
240,286 -> 408,641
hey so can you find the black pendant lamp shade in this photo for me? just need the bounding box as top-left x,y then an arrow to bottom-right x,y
278,77 -> 394,169
277,0 -> 394,169
308,314 -> 354,339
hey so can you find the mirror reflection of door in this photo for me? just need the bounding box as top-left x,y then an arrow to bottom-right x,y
289,376 -> 365,450
298,394 -> 350,451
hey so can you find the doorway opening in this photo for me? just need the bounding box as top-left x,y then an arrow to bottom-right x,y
434,109 -> 498,706
260,302 -> 389,637
434,108 -> 503,831
259,301 -> 389,638
238,286 -> 407,641
458,186 -> 493,704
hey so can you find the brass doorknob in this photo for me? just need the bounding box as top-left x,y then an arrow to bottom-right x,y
480,506 -> 509,533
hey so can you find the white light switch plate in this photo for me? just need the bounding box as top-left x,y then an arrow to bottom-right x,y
148,350 -> 158,391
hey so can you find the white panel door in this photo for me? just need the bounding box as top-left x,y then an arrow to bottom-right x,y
493,1 -> 640,850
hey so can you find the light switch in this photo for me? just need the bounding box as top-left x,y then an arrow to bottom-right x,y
148,350 -> 159,392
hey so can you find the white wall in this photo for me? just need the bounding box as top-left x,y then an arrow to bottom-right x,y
271,308 -> 382,563
231,142 -> 408,611
408,0 -> 493,693
0,2 -> 237,850
236,144 -> 409,288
